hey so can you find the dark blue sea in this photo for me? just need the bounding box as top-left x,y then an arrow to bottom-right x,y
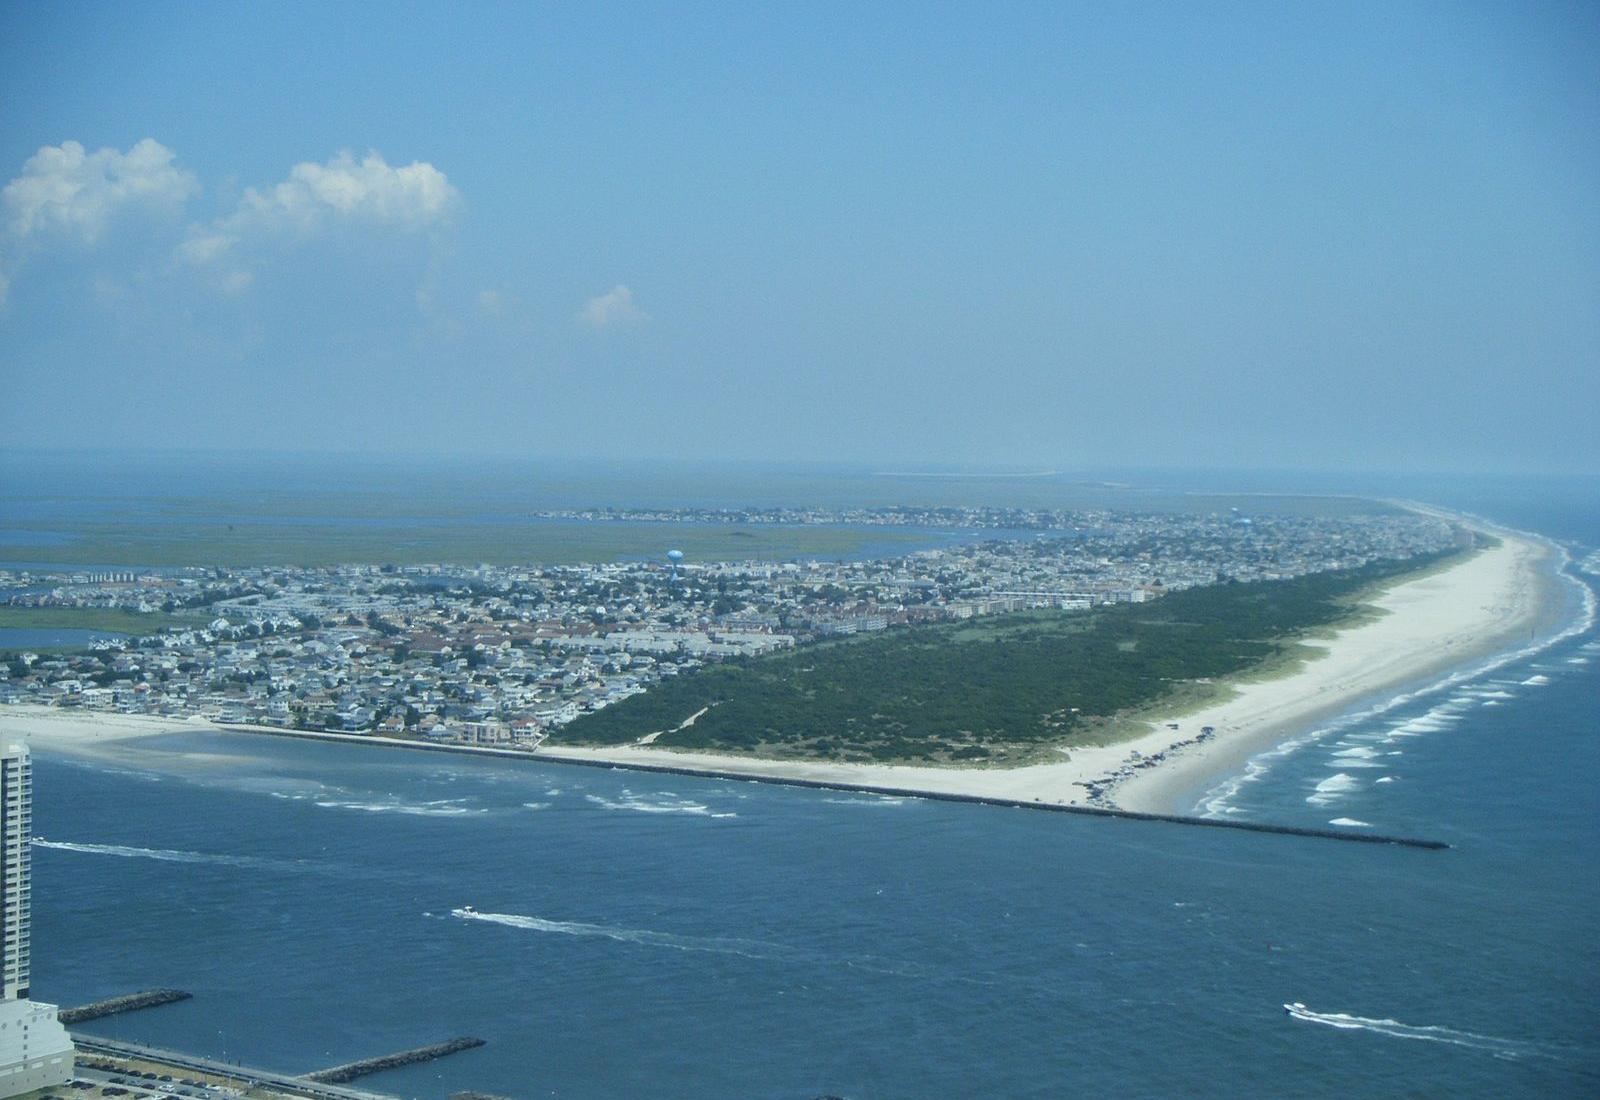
16,480 -> 1600,1099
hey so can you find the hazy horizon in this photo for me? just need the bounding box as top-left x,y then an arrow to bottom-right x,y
8,442 -> 1600,479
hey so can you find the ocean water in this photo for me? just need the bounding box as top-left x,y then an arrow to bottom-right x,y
16,484 -> 1600,1099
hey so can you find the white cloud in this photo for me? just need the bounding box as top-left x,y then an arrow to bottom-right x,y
579,284 -> 647,329
175,230 -> 233,265
0,141 -> 457,307
3,139 -> 197,243
238,150 -> 456,234
179,150 -> 459,268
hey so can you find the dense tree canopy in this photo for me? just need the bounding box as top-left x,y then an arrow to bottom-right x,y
556,552 -> 1452,763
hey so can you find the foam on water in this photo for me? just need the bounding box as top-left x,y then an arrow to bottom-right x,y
314,798 -> 487,817
1396,716 -> 1453,733
584,789 -> 736,818
1283,1003 -> 1548,1060
1306,773 -> 1361,806
1198,540 -> 1596,819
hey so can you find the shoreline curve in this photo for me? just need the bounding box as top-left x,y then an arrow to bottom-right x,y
4,506 -> 1588,824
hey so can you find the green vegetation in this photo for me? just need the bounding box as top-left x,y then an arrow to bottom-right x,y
0,606 -> 205,635
556,550 -> 1458,764
0,520 -> 924,568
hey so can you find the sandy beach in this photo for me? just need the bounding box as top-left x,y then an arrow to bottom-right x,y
537,514 -> 1574,813
2,707 -> 213,750
3,510 -> 1576,817
1109,516 -> 1569,812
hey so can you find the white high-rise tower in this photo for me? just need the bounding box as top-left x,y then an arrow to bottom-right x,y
1,742 -> 32,1000
0,740 -> 73,1095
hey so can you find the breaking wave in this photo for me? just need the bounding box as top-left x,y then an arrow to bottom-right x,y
1198,544 -> 1596,818
1331,746 -> 1379,759
1306,773 -> 1361,806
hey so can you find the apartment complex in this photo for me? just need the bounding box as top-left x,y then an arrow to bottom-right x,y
0,741 -> 73,1096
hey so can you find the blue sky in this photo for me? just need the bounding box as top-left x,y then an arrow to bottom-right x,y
1,1 -> 1596,474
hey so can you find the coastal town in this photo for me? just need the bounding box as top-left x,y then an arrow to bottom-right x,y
0,507 -> 1458,748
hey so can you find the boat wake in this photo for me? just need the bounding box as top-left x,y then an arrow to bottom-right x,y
451,907 -> 801,962
1283,1003 -> 1548,1060
450,907 -> 989,986
32,838 -> 308,873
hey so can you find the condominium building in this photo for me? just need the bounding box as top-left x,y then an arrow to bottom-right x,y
0,741 -> 73,1096
1,743 -> 30,1001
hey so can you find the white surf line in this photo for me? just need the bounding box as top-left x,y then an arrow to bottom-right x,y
1199,545 -> 1597,819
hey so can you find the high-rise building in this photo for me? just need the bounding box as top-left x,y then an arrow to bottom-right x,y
0,740 -> 73,1096
2,742 -> 32,1001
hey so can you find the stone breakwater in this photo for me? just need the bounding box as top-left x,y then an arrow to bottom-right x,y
153,721 -> 1457,849
307,1037 -> 488,1084
59,988 -> 192,1024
